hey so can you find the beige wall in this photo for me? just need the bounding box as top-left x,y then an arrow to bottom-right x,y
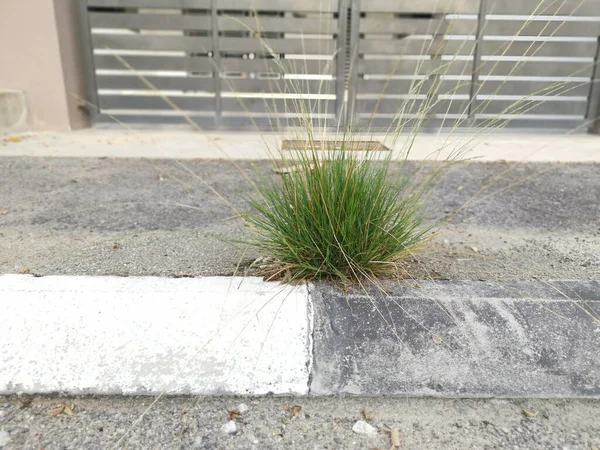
0,0 -> 89,131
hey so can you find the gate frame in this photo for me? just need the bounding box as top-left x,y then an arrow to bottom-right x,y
77,0 -> 600,134
78,0 -> 100,124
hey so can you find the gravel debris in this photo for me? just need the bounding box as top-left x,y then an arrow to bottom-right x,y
352,420 -> 378,435
220,420 -> 237,435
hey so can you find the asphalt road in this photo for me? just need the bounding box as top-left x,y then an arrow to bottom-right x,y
1,157 -> 598,280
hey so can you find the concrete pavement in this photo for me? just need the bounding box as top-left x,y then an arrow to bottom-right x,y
1,395 -> 599,449
1,129 -> 600,162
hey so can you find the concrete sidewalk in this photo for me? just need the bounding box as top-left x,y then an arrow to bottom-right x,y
1,129 -> 599,162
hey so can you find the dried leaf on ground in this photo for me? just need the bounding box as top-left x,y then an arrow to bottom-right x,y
0,210 -> 7,215
5,136 -> 22,143
380,426 -> 401,450
390,428 -> 401,448
48,403 -> 74,416
432,334 -> 442,345
20,267 -> 30,274
227,409 -> 241,421
522,408 -> 538,418
290,405 -> 302,419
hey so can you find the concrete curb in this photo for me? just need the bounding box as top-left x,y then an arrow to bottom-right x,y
0,275 -> 311,395
1,275 -> 599,398
311,280 -> 600,398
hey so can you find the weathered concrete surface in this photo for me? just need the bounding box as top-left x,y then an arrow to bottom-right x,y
1,395 -> 599,450
310,280 -> 600,397
0,275 -> 310,396
0,157 -> 598,280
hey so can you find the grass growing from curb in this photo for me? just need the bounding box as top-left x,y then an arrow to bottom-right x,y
245,148 -> 430,282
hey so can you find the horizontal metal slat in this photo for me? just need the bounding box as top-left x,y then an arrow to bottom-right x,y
96,75 -> 215,91
219,58 -> 336,74
218,37 -> 337,54
217,15 -> 338,33
473,99 -> 589,116
482,19 -> 600,37
481,41 -> 598,58
358,59 -> 474,76
354,98 -> 471,115
94,55 -> 215,71
357,79 -> 472,95
354,116 -> 586,130
359,38 -> 476,56
478,60 -> 595,77
216,0 -> 338,12
221,97 -> 336,114
360,17 -> 477,35
220,78 -> 335,94
485,0 -> 600,16
92,34 -> 212,51
352,116 -> 470,129
475,80 -> 592,97
95,114 -> 215,126
99,95 -> 216,110
88,0 -> 211,8
89,12 -> 211,30
471,117 -> 586,129
218,116 -> 338,130
360,0 -> 480,14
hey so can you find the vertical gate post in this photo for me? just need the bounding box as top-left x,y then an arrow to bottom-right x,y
588,37 -> 600,135
467,0 -> 487,127
335,0 -> 361,131
335,0 -> 350,129
77,0 -> 99,122
346,0 -> 361,130
211,0 -> 222,127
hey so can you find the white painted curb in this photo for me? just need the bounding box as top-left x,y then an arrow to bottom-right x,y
0,275 -> 311,395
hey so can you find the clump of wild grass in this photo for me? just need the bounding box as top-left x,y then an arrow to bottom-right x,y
245,146 -> 430,283
105,5 -> 593,285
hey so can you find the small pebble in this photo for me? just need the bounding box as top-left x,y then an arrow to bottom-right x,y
237,403 -> 249,414
220,421 -> 237,435
352,420 -> 377,435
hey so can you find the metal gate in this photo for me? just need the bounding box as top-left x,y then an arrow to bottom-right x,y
79,0 -> 600,131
